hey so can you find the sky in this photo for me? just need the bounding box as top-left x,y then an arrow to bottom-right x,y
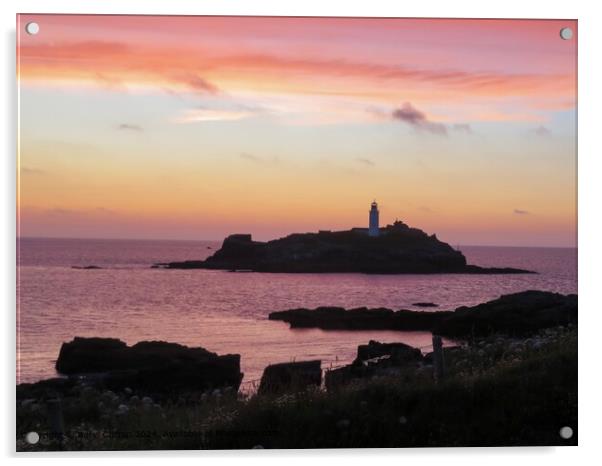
17,15 -> 577,246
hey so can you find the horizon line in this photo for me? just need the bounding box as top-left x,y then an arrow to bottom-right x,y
16,235 -> 578,249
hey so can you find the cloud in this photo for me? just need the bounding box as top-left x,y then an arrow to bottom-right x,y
21,167 -> 46,175
46,208 -> 77,216
392,103 -> 447,135
175,107 -> 257,123
93,207 -> 116,214
238,153 -> 280,165
95,72 -> 126,91
44,207 -> 116,217
452,123 -> 472,134
117,123 -> 143,132
514,209 -> 530,215
533,125 -> 551,136
19,39 -> 574,107
174,102 -> 267,124
174,73 -> 220,95
354,158 -> 375,167
390,104 -> 473,136
239,152 -> 261,162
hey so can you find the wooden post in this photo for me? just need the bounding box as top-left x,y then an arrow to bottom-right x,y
432,335 -> 445,382
47,398 -> 65,448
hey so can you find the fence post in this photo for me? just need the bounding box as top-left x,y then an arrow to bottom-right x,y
432,335 -> 445,382
47,398 -> 65,448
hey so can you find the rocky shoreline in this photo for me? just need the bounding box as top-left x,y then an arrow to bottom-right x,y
17,288 -> 578,449
17,321 -> 577,450
269,290 -> 577,338
153,225 -> 536,274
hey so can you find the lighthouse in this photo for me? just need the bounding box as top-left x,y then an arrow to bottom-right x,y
368,200 -> 380,237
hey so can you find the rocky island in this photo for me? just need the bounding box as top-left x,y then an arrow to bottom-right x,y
155,220 -> 534,274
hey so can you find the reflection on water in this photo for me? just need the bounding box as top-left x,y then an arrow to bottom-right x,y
17,238 -> 577,384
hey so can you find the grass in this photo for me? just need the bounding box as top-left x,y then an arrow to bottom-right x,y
16,326 -> 577,451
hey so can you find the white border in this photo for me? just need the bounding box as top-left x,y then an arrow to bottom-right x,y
2,0 -> 601,464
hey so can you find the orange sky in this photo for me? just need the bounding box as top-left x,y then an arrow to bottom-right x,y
17,15 -> 577,246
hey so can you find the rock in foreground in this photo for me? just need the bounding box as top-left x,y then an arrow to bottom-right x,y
356,340 -> 423,362
258,360 -> 322,395
326,340 -> 425,391
56,337 -> 243,392
156,223 -> 534,274
270,290 -> 577,338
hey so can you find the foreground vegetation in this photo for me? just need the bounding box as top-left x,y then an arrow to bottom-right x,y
17,326 -> 577,450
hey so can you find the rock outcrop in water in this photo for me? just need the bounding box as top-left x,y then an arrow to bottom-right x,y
270,290 -> 577,338
55,337 -> 244,392
155,222 -> 535,274
269,306 -> 451,331
436,290 -> 577,337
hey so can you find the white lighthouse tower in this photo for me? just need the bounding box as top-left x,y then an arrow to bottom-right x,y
368,200 -> 380,237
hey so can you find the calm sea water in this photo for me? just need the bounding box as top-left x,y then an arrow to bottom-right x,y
17,238 -> 577,385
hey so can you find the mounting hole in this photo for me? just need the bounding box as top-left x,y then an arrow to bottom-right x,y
25,431 -> 40,444
559,426 -> 573,439
559,27 -> 573,40
25,22 -> 40,35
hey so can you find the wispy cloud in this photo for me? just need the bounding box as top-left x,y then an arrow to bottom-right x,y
173,73 -> 220,95
43,207 -> 117,217
392,103 -> 447,135
239,152 -> 261,162
514,209 -> 530,215
354,158 -> 375,167
239,153 -> 279,165
117,123 -> 143,132
95,72 -> 126,91
21,167 -> 46,175
174,107 -> 259,123
533,125 -> 551,136
19,33 -> 574,117
452,123 -> 472,134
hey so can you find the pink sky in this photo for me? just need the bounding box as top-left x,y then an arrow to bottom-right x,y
17,15 -> 577,246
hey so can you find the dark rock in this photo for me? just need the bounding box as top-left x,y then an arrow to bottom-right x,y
258,360 -> 321,395
71,265 -> 102,270
157,225 -> 534,274
413,302 -> 439,308
325,363 -> 364,391
269,307 -> 451,331
435,290 -> 578,338
17,377 -> 76,402
55,337 -> 243,392
270,291 -> 577,339
461,265 -> 536,274
423,346 -> 465,366
356,340 -> 423,365
56,337 -> 128,373
326,341 -> 423,391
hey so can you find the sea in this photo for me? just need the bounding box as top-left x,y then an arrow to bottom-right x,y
16,238 -> 577,386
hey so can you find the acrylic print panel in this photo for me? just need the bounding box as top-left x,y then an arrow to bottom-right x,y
16,15 -> 577,451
